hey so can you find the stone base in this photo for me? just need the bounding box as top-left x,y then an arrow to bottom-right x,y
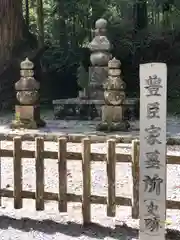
10,105 -> 46,129
52,98 -> 139,120
96,121 -> 130,132
97,105 -> 129,132
11,119 -> 46,129
53,99 -> 103,120
102,105 -> 124,122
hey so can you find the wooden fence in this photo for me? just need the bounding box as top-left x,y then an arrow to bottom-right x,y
0,135 -> 180,225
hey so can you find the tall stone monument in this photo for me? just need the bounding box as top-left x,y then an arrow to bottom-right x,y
96,57 -> 129,131
88,18 -> 111,100
11,58 -> 46,129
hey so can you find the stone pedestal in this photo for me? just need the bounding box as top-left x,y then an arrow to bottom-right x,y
97,105 -> 129,131
11,105 -> 45,129
102,105 -> 123,122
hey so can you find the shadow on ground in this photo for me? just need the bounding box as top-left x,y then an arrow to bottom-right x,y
0,215 -> 179,239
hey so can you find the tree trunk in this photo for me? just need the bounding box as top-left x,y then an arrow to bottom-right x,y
56,1 -> 68,50
133,0 -> 148,30
0,0 -> 24,66
25,0 -> 29,28
36,0 -> 44,47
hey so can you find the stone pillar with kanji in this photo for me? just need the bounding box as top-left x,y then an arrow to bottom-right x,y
88,18 -> 111,100
11,58 -> 46,129
96,57 -> 129,131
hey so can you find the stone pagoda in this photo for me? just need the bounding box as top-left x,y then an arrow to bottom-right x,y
88,18 -> 111,101
11,58 -> 46,129
52,18 -> 138,121
96,57 -> 129,131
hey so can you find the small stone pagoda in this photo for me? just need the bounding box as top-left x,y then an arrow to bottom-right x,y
11,58 -> 46,129
88,18 -> 111,101
96,57 -> 129,131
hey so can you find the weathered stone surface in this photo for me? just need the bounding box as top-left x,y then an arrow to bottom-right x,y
15,105 -> 40,120
89,18 -> 111,57
21,57 -> 34,69
98,57 -> 128,131
15,58 -> 40,105
52,98 -> 138,120
16,91 -> 39,105
90,51 -> 110,66
52,98 -> 136,105
95,18 -> 107,30
99,105 -> 129,131
11,105 -> 45,129
104,76 -> 126,90
89,66 -> 108,86
11,58 -> 45,129
104,90 -> 126,105
88,18 -> 111,101
102,105 -> 124,122
88,66 -> 108,100
96,121 -> 130,132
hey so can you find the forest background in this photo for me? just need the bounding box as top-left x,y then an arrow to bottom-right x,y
0,0 -> 180,113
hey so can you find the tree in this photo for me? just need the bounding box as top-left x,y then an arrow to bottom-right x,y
0,0 -> 35,68
133,0 -> 148,30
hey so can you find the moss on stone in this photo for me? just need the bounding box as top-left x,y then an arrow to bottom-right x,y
10,119 -> 46,129
96,121 -> 130,132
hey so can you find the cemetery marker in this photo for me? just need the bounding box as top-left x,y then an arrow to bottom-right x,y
139,63 -> 167,240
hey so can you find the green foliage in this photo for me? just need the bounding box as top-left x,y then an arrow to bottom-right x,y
24,0 -> 180,50
20,0 -> 180,110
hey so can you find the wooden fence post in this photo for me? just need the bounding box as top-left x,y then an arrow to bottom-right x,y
107,139 -> 116,217
13,136 -> 22,209
35,137 -> 44,210
0,140 -> 2,206
131,139 -> 139,219
58,137 -> 67,212
82,137 -> 91,225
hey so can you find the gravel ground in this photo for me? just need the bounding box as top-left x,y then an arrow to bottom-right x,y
0,111 -> 180,239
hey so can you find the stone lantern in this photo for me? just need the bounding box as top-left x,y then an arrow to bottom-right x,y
96,57 -> 129,131
88,18 -> 112,100
11,58 -> 46,129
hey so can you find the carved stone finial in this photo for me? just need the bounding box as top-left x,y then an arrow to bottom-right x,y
88,18 -> 111,66
95,18 -> 107,29
20,57 -> 34,70
108,57 -> 121,69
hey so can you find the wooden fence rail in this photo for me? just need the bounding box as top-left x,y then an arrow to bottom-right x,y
0,136 -> 180,224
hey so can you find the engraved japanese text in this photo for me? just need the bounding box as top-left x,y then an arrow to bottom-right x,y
143,174 -> 163,195
145,75 -> 162,97
145,150 -> 161,169
145,125 -> 162,145
147,102 -> 160,119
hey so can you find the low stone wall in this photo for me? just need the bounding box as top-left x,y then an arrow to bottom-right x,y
52,98 -> 138,120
